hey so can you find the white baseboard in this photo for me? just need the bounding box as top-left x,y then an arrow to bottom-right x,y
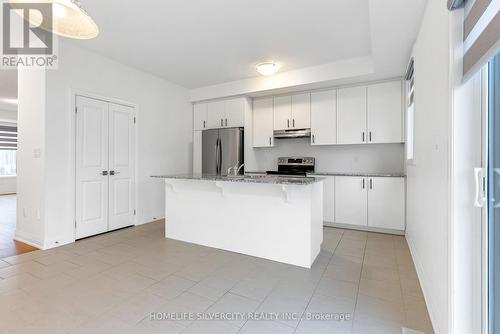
405,233 -> 439,334
14,233 -> 43,249
325,222 -> 405,236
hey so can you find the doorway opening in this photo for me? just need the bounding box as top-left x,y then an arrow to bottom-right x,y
0,69 -> 37,259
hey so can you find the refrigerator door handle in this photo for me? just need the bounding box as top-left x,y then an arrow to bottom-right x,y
215,139 -> 219,174
218,138 -> 223,175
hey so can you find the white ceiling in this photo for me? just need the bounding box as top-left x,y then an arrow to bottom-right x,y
73,0 -> 426,89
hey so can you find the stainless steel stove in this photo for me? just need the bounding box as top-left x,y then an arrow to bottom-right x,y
266,157 -> 315,177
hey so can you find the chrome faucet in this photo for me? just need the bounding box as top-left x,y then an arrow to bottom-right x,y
228,163 -> 245,176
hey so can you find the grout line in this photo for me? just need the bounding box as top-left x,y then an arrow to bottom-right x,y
292,228 -> 345,334
349,230 -> 368,334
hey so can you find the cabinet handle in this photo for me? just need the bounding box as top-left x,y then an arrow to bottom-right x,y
292,119 -> 295,128
362,178 -> 365,189
312,134 -> 315,144
362,132 -> 365,142
370,178 -> 373,189
225,118 -> 227,126
287,119 -> 290,128
369,131 -> 372,142
220,119 -> 223,126
203,120 -> 206,128
101,171 -> 108,176
269,137 -> 272,145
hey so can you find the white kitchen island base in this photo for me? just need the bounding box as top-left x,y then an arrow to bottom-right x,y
161,177 -> 323,268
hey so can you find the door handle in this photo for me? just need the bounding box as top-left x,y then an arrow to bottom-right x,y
215,140 -> 219,173
369,178 -> 373,189
218,138 -> 223,175
102,171 -> 108,176
474,168 -> 486,207
362,132 -> 365,142
362,178 -> 365,189
369,131 -> 372,142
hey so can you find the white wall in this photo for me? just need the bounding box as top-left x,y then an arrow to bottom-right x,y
16,68 -> 46,248
245,138 -> 404,174
405,1 -> 452,333
0,109 -> 17,122
17,41 -> 192,249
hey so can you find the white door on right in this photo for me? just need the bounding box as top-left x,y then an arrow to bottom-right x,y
75,96 -> 109,239
367,81 -> 403,143
108,103 -> 135,231
335,176 -> 367,226
367,177 -> 405,230
337,86 -> 367,144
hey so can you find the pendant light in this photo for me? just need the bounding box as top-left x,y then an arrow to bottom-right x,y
9,0 -> 99,39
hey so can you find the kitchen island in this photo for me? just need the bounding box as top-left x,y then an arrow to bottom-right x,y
152,174 -> 324,268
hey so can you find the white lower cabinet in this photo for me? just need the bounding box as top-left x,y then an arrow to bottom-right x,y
312,175 -> 335,224
367,177 -> 405,230
334,176 -> 405,232
334,176 -> 368,227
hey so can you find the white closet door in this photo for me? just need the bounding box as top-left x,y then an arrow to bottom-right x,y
75,96 -> 109,239
108,103 -> 136,231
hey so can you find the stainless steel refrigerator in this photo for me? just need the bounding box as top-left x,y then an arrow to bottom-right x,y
202,128 -> 244,175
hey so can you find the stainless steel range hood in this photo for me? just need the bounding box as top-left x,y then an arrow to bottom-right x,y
273,129 -> 311,139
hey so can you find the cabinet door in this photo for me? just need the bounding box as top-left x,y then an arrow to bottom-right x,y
334,176 -> 367,226
225,98 -> 245,128
291,93 -> 310,129
367,81 -> 403,143
206,100 -> 225,128
253,98 -> 274,147
316,175 -> 335,223
193,103 -> 207,130
367,177 -> 405,230
311,90 -> 337,145
337,86 -> 367,144
273,95 -> 292,130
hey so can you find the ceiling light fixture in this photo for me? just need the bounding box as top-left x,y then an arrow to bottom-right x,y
10,0 -> 99,39
0,98 -> 18,105
256,62 -> 280,76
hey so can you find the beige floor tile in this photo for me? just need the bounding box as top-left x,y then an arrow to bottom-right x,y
358,278 -> 403,303
206,293 -> 261,327
362,264 -> 400,282
181,320 -> 239,334
239,320 -> 294,333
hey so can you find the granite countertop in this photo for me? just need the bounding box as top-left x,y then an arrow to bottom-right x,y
245,171 -> 406,178
151,174 -> 324,185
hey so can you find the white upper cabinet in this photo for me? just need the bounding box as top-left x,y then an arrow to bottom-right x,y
225,98 -> 245,128
273,93 -> 311,130
203,98 -> 246,129
367,177 -> 405,230
334,176 -> 368,226
193,103 -> 207,130
253,98 -> 274,147
337,86 -> 367,144
367,81 -> 403,143
291,93 -> 311,129
311,90 -> 337,145
273,95 -> 292,130
206,100 -> 226,128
